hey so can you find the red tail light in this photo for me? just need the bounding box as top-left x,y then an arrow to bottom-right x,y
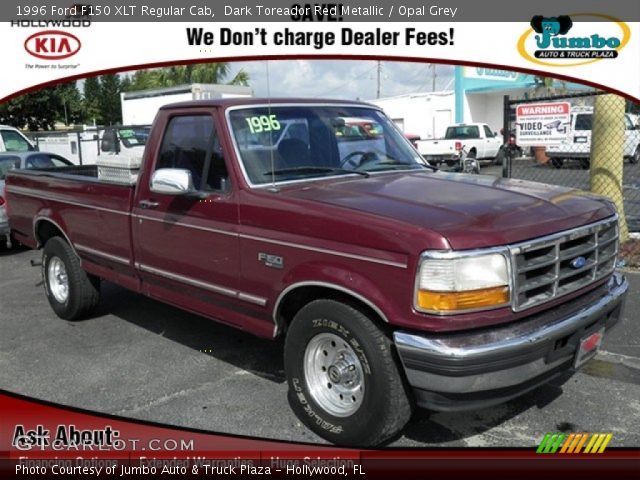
455,141 -> 462,151
0,195 -> 5,207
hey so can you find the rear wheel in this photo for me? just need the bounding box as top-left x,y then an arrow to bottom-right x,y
550,157 -> 564,169
284,299 -> 412,447
42,237 -> 100,320
631,147 -> 640,164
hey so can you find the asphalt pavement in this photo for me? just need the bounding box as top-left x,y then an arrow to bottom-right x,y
1,246 -> 639,447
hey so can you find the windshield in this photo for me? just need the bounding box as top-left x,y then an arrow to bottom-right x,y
118,127 -> 149,148
444,125 -> 480,139
228,105 -> 426,185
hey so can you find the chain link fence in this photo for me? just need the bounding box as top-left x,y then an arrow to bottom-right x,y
502,91 -> 640,267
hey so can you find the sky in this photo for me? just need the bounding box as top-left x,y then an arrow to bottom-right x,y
224,60 -> 456,100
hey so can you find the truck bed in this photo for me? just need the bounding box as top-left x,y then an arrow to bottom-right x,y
5,166 -> 136,285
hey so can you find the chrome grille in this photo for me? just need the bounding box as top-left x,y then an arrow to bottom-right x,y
510,216 -> 618,311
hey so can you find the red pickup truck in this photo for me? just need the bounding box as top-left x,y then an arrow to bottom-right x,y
5,98 -> 628,447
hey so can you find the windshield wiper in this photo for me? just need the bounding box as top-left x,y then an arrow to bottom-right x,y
361,162 -> 436,172
265,166 -> 370,178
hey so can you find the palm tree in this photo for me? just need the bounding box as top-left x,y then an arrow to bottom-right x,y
128,63 -> 250,91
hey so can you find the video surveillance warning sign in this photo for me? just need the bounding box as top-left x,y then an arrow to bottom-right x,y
516,102 -> 571,145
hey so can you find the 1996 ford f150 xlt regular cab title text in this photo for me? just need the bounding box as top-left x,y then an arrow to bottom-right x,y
5,99 -> 628,446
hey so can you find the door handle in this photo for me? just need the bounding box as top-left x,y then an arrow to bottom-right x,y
139,200 -> 160,209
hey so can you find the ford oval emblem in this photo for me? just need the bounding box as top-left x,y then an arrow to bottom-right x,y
570,256 -> 587,269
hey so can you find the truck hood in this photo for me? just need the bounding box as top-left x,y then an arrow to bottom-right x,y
280,171 -> 615,250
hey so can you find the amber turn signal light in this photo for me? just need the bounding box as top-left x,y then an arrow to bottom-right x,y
417,286 -> 510,312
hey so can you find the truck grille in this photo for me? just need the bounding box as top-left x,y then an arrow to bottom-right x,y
510,216 -> 618,311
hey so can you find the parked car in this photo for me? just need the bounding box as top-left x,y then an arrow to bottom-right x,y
0,125 -> 37,153
416,122 -> 503,165
0,151 -> 72,247
546,107 -> 640,169
5,98 -> 627,447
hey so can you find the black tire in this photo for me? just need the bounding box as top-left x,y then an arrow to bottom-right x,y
467,149 -> 477,159
42,237 -> 100,320
579,159 -> 590,170
284,299 -> 412,447
550,157 -> 564,169
631,147 -> 640,164
493,147 -> 505,165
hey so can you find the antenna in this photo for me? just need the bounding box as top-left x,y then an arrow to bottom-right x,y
266,60 -> 278,192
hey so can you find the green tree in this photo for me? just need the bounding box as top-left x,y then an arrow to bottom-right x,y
55,82 -> 83,125
98,74 -> 123,125
83,76 -> 101,125
123,62 -> 249,92
0,86 -> 61,131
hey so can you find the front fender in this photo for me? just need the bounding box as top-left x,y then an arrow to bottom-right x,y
273,261 -> 408,332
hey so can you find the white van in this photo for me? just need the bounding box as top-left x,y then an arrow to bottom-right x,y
546,107 -> 640,168
0,125 -> 36,153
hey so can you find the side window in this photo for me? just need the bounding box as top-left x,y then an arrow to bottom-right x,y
1,130 -> 33,152
157,115 -> 228,192
574,114 -> 592,131
0,156 -> 20,180
483,125 -> 494,138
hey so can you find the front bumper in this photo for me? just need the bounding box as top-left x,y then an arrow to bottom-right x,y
423,154 -> 459,165
394,273 -> 628,411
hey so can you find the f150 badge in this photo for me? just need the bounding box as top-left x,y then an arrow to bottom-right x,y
258,252 -> 283,269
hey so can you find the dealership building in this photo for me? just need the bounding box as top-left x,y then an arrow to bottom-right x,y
371,66 -> 589,140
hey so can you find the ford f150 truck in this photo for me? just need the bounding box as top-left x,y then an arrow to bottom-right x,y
416,122 -> 502,165
5,98 -> 628,447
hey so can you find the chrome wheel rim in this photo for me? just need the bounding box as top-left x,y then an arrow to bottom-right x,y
48,257 -> 69,303
303,332 -> 365,417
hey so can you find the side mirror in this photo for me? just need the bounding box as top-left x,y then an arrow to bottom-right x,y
101,139 -> 112,152
150,168 -> 196,195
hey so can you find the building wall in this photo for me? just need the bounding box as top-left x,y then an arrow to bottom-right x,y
370,92 -> 454,139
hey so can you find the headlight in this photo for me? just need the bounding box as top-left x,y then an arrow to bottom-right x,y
415,252 -> 511,314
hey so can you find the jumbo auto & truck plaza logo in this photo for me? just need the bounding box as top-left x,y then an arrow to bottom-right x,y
518,14 -> 630,67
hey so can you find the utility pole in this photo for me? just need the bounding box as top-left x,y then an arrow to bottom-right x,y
432,64 -> 437,92
376,61 -> 382,98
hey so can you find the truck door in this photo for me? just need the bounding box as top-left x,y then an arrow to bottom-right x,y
482,125 -> 497,158
132,111 -> 247,328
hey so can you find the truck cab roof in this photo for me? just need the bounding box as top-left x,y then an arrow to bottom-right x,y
160,97 -> 378,110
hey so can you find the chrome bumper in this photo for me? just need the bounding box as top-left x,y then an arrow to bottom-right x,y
394,273 -> 628,411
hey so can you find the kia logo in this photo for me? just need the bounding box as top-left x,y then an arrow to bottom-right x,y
24,30 -> 81,60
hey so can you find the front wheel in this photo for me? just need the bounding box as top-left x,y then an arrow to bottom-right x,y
42,237 -> 100,320
284,299 -> 412,447
631,147 -> 640,164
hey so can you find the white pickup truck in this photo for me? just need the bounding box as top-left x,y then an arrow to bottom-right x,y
416,123 -> 502,165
